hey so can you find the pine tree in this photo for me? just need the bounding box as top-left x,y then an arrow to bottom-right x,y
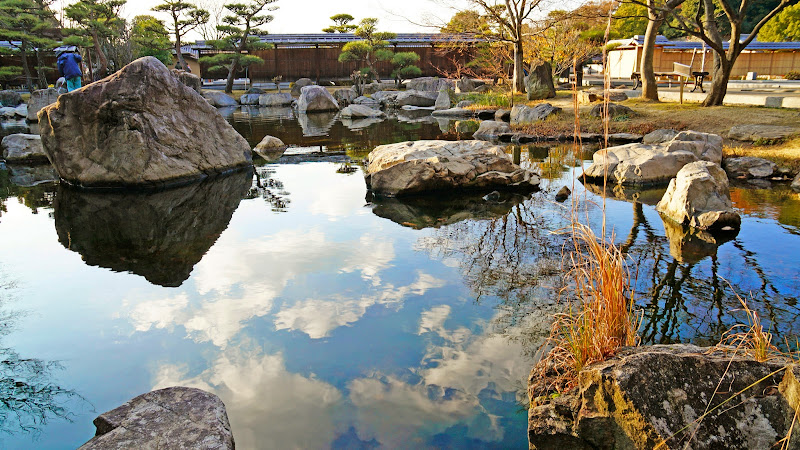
152,0 -> 208,72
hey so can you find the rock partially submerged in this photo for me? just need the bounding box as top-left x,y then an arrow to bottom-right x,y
365,140 -> 540,197
202,91 -> 239,107
27,88 -> 60,122
79,387 -> 234,450
723,156 -> 777,179
656,160 -> 741,231
395,90 -> 438,107
38,56 -> 252,188
528,344 -> 800,450
472,120 -> 511,140
2,133 -> 49,163
340,104 -> 385,119
583,131 -> 723,186
259,93 -> 293,107
297,85 -> 339,113
253,135 -> 286,161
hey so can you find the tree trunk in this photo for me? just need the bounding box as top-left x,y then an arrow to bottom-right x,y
512,39 -> 525,94
225,58 -> 239,93
641,13 -> 664,101
35,49 -> 48,89
92,31 -> 108,77
19,41 -> 34,92
703,63 -> 730,106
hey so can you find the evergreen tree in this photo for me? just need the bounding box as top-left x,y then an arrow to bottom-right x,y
0,0 -> 60,90
338,18 -> 395,81
130,15 -> 173,65
391,51 -> 421,86
64,0 -> 126,78
322,13 -> 356,33
199,0 -> 278,93
152,0 -> 209,72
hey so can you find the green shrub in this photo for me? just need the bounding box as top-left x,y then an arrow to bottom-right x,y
785,71 -> 800,80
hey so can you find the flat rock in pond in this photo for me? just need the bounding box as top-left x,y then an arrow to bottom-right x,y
395,90 -> 438,107
431,107 -> 473,118
472,120 -> 511,140
723,156 -> 777,179
38,57 -> 252,188
79,387 -> 234,450
202,91 -> 239,107
728,124 -> 799,141
340,104 -> 385,119
259,93 -> 293,107
2,133 -> 49,163
656,160 -> 741,231
253,135 -> 286,161
583,130 -> 722,186
239,93 -> 261,105
365,140 -> 540,197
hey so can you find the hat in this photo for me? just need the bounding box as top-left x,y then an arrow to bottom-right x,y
55,45 -> 78,57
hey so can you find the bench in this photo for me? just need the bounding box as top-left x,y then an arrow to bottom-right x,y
631,62 -> 708,93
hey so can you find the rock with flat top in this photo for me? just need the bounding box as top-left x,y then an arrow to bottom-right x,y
258,93 -> 293,106
472,120 -> 511,140
2,133 -> 48,163
79,387 -> 234,450
340,104 -> 385,119
365,140 -> 539,197
642,128 -> 678,144
27,88 -> 60,121
590,102 -> 633,118
728,124 -> 799,142
723,156 -> 776,179
333,88 -> 358,105
395,90 -> 438,107
38,57 -> 252,188
656,160 -> 741,231
407,77 -> 454,92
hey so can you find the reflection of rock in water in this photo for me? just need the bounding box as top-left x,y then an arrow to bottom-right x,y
297,112 -> 337,137
234,106 -> 295,122
394,109 -> 437,125
582,180 -> 667,206
661,214 -> 737,264
370,192 -> 529,229
7,164 -> 59,187
340,117 -> 384,131
54,170 -> 252,287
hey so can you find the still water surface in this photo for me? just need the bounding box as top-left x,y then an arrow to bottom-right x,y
0,107 -> 799,448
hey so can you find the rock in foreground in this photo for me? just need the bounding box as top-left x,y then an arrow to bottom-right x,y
528,344 -> 800,450
38,57 -> 252,188
656,160 -> 741,231
80,387 -> 234,450
365,140 -> 540,197
582,131 -> 722,186
2,133 -> 49,163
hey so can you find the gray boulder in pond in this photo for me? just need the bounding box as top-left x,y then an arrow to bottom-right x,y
656,161 -> 741,231
526,62 -> 556,100
340,104 -> 385,118
365,140 -> 540,197
528,344 -> 800,450
253,135 -> 286,161
239,93 -> 261,105
583,130 -> 723,186
510,103 -> 561,125
291,78 -> 313,97
333,88 -> 358,105
472,120 -> 511,140
2,133 -> 49,163
79,387 -> 234,450
259,93 -> 293,107
0,90 -> 22,107
434,89 -> 451,110
722,156 -> 776,179
202,91 -> 239,107
27,88 -> 60,121
297,85 -> 339,113
395,90 -> 438,107
38,56 -> 252,188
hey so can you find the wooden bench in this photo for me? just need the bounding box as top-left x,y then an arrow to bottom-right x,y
631,62 -> 708,93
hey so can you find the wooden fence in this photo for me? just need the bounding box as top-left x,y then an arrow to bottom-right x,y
198,44 -> 476,82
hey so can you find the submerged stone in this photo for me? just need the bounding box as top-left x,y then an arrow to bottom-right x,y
38,57 -> 252,188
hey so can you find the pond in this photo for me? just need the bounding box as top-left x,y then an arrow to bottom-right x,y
0,107 -> 799,449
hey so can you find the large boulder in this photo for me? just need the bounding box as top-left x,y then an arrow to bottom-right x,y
656,160 -> 741,231
171,70 -> 202,92
362,82 -> 395,95
38,56 -> 252,188
395,90 -> 438,107
510,103 -> 561,125
365,140 -> 540,197
258,92 -> 293,106
239,93 -> 261,105
455,76 -> 484,93
0,90 -> 22,107
2,133 -> 48,163
371,90 -> 401,106
434,89 -> 451,110
728,124 -> 799,142
583,131 -> 723,186
528,344 -> 800,450
472,120 -> 511,140
406,77 -> 454,92
340,104 -> 385,119
13,104 -> 27,118
80,387 -> 234,450
253,135 -> 286,161
27,88 -> 60,122
526,62 -> 556,100
202,91 -> 239,107
590,102 -> 633,118
723,156 -> 777,179
296,85 -> 339,113
333,88 -> 358,105
291,77 -> 313,97
353,95 -> 381,107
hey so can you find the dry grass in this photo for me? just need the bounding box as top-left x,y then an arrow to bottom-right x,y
725,137 -> 800,172
718,295 -> 782,363
531,223 -> 640,398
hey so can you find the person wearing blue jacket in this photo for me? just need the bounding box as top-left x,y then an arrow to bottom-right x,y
57,47 -> 83,92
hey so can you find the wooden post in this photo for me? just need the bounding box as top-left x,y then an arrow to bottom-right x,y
680,78 -> 684,104
513,146 -> 521,165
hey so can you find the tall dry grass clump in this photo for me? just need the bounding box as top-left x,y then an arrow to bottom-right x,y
531,224 -> 640,397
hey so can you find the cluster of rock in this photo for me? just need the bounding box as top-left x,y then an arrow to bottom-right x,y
0,87 -> 64,124
528,344 -> 800,450
364,140 -> 540,197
